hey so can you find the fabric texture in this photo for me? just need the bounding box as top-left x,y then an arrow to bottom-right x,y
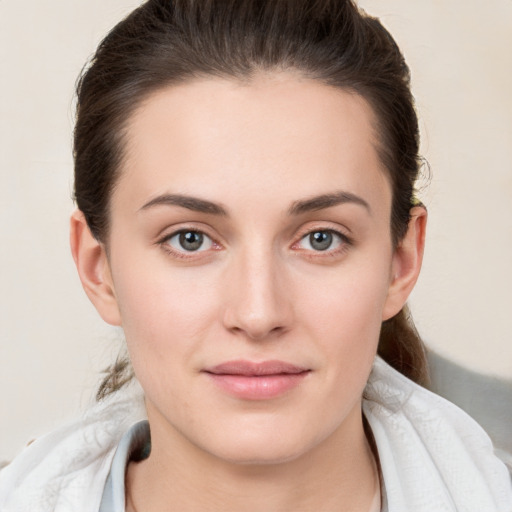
1,356 -> 511,512
363,358 -> 512,511
98,420 -> 150,512
0,380 -> 146,512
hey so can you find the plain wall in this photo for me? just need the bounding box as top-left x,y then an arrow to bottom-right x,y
1,0 -> 511,461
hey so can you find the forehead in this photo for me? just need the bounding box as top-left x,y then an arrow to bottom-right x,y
116,73 -> 391,216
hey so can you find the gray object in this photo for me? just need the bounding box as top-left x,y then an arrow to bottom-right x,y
427,350 -> 512,474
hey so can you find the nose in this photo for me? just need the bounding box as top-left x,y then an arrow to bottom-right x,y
222,246 -> 293,341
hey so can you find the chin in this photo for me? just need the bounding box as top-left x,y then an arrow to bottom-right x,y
215,444 -> 308,466
200,424 -> 321,467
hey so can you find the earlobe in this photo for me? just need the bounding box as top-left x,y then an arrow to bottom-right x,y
70,210 -> 122,326
382,206 -> 427,321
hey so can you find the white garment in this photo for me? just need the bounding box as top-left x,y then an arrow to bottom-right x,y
363,359 -> 512,511
0,357 -> 510,512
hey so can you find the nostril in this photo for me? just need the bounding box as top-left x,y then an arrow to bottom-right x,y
226,322 -> 287,341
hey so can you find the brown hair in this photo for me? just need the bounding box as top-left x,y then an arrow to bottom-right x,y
74,0 -> 429,400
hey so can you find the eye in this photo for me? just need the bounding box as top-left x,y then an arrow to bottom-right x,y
165,230 -> 214,253
297,230 -> 345,252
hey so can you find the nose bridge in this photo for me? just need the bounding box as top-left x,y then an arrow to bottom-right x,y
223,240 -> 291,340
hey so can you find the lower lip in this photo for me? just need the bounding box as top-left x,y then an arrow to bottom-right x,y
205,372 -> 309,400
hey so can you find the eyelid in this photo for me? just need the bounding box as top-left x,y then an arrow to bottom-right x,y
155,222 -> 353,260
290,225 -> 353,256
166,230 -> 214,252
156,224 -> 223,259
292,222 -> 353,243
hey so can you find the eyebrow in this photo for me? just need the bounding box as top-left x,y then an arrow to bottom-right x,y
139,190 -> 370,217
140,194 -> 228,215
288,191 -> 371,215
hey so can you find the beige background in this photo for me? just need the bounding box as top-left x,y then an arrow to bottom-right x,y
1,0 -> 511,460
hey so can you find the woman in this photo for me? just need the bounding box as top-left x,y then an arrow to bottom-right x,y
1,0 -> 510,511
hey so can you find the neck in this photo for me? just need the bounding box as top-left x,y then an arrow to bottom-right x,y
126,404 -> 379,512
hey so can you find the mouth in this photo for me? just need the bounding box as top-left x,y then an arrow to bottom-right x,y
202,360 -> 311,400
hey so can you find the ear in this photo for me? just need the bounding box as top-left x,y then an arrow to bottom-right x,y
382,206 -> 427,321
70,210 -> 121,326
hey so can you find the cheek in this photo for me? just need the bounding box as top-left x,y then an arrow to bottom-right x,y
111,259 -> 221,368
295,252 -> 392,362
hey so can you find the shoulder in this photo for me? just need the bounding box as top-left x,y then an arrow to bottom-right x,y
0,381 -> 146,512
363,357 -> 512,512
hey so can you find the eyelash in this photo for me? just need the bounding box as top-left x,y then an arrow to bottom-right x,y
158,229 -> 221,260
157,227 -> 353,260
292,228 -> 353,258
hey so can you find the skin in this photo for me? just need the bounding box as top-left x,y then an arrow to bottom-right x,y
71,73 -> 426,511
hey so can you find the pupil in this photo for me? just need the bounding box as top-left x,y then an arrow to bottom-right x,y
310,231 -> 332,251
179,231 -> 203,251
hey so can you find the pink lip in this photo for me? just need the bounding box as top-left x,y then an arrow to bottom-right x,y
203,360 -> 310,400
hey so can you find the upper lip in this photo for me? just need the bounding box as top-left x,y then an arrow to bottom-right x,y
204,360 -> 309,376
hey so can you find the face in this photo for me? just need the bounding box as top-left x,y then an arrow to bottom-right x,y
102,74 -> 401,465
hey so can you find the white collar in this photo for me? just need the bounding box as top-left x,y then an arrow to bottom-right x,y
1,357 -> 510,512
